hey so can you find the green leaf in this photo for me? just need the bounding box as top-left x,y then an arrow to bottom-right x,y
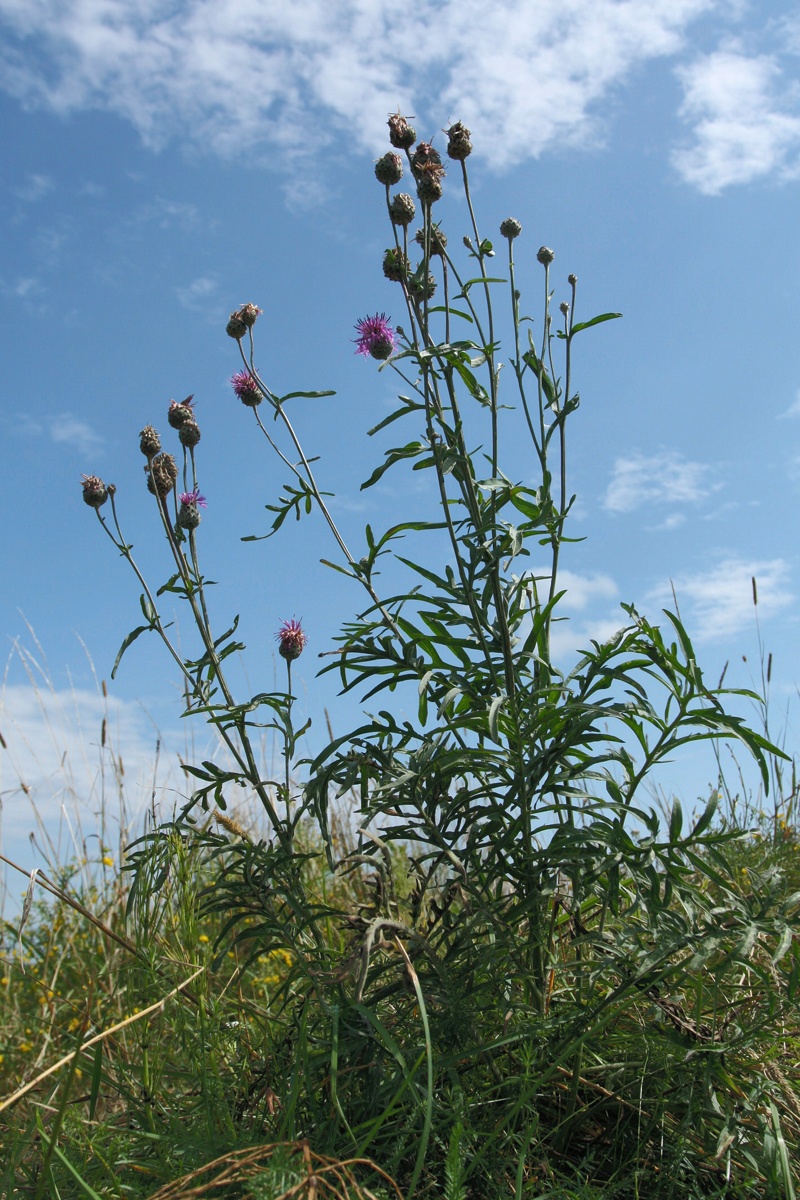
367,396 -> 426,436
275,389 -> 337,402
488,694 -> 506,741
88,1041 -> 103,1121
35,1127 -> 105,1200
111,624 -> 151,679
522,338 -> 557,406
320,558 -> 358,579
691,791 -> 718,838
426,305 -> 473,324
361,441 -> 425,490
557,312 -> 623,338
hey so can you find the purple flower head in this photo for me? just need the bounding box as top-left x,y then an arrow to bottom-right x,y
354,313 -> 396,361
276,618 -> 307,662
179,489 -> 207,509
231,370 -> 263,407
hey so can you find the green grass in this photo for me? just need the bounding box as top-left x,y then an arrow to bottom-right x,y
2,793 -> 800,1199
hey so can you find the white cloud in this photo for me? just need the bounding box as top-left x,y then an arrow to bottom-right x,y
550,567 -> 618,611
176,275 -> 218,311
550,614 -> 629,660
524,567 -> 623,658
673,49 -> 800,193
9,275 -> 39,298
651,512 -> 686,531
646,556 -> 794,641
50,414 -> 104,454
779,389 -> 800,418
132,197 -> 200,230
0,679 -> 179,853
16,172 -> 53,201
604,450 -> 720,514
0,0 -> 715,174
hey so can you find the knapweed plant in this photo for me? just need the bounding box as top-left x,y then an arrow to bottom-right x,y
76,118 -> 800,1198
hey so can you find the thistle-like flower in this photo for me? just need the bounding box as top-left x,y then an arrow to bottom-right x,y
236,303 -> 262,328
168,397 -> 196,429
276,618 -> 307,662
81,475 -> 109,508
374,152 -> 403,186
387,111 -> 416,150
231,371 -> 263,407
388,192 -> 416,227
500,218 -> 522,240
179,420 -> 201,448
177,490 -> 206,530
407,269 -> 437,301
414,225 -> 448,257
179,489 -> 207,509
382,247 -> 409,282
139,425 -> 161,457
354,313 -> 396,361
147,453 -> 178,498
226,304 -> 262,340
446,121 -> 472,160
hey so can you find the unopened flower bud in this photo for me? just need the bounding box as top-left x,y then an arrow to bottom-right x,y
236,303 -> 261,328
537,246 -> 555,266
500,218 -> 522,240
81,474 -> 108,508
568,273 -> 578,286
179,420 -> 201,448
389,192 -> 416,227
408,269 -> 437,301
410,142 -> 443,182
168,396 -> 195,429
148,453 -> 178,498
416,173 -> 444,204
226,312 -> 248,340
139,425 -> 161,457
383,247 -> 409,282
375,152 -> 403,186
414,226 -> 448,256
560,301 -> 569,316
387,112 -> 416,150
446,121 -> 472,160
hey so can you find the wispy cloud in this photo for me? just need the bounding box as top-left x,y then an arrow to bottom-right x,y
546,568 -> 619,611
646,556 -> 794,641
0,681 -> 173,850
50,414 -> 104,455
778,389 -> 800,419
603,450 -> 721,514
16,172 -> 53,201
673,49 -> 800,193
526,567 -> 624,659
176,275 -> 218,312
1,275 -> 40,299
0,0 -> 717,176
132,197 -> 200,230
550,614 -> 629,661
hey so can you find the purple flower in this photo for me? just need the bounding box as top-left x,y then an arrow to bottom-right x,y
354,313 -> 396,361
179,489 -> 207,509
276,618 -> 307,662
231,371 -> 263,407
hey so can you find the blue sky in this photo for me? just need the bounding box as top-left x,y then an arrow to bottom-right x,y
1,0 -> 800,880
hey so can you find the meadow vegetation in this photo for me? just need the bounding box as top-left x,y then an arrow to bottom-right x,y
3,115 -> 800,1198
